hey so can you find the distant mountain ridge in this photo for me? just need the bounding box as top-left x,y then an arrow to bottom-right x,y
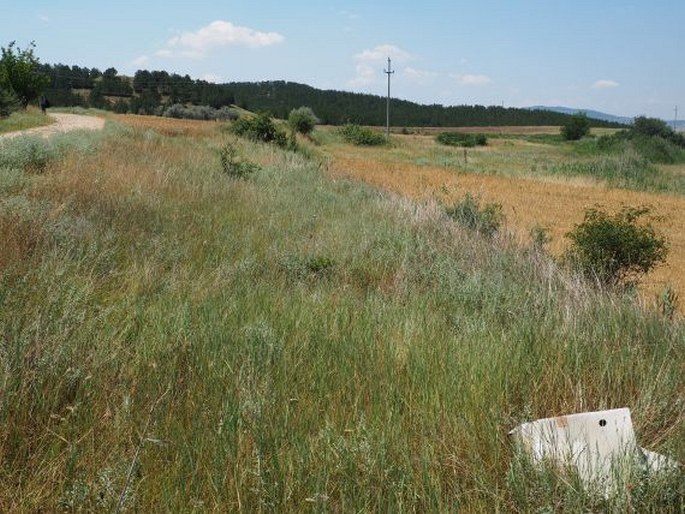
528,106 -> 633,125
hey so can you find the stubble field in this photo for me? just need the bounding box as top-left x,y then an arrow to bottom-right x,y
321,129 -> 685,312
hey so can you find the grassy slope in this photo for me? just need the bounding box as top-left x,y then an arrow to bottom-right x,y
0,118 -> 683,511
0,107 -> 55,134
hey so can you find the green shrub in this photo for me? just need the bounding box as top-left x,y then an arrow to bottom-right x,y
630,135 -> 685,164
632,116 -> 676,141
561,113 -> 591,141
436,132 -> 488,147
446,193 -> 504,238
590,118 -> 685,164
288,106 -> 319,136
339,124 -> 386,146
565,206 -> 668,287
232,112 -> 287,147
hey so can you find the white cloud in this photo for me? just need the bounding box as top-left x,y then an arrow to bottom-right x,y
131,55 -> 150,67
355,44 -> 413,64
404,67 -> 438,86
162,20 -> 284,58
451,73 -> 493,86
592,79 -> 620,89
348,44 -> 413,88
201,73 -> 221,83
348,64 -> 376,87
38,14 -> 50,22
339,10 -> 360,20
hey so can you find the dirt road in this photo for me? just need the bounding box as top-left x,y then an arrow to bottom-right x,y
0,113 -> 105,140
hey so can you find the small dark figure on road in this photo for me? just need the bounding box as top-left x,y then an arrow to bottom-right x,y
39,95 -> 50,114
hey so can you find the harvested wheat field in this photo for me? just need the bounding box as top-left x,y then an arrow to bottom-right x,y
115,114 -> 221,138
324,132 -> 685,312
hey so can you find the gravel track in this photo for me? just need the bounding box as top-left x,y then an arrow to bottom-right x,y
0,113 -> 105,140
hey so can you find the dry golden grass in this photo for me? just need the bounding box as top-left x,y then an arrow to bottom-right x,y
325,137 -> 685,311
403,125 -> 563,135
114,114 -> 221,138
0,214 -> 42,272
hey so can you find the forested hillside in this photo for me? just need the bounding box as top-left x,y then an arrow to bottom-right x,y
38,63 -> 623,127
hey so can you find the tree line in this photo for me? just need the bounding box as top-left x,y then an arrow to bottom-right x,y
11,56 -> 624,128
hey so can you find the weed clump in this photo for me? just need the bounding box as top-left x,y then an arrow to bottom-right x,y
218,141 -> 260,179
446,193 -> 503,237
0,136 -> 53,173
339,124 -> 387,146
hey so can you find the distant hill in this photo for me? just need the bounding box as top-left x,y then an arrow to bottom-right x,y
528,106 -> 633,125
219,83 -> 622,128
39,62 -> 623,128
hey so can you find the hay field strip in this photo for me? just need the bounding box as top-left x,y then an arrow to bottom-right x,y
324,133 -> 685,310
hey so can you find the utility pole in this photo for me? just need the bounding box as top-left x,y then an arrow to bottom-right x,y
675,105 -> 679,131
384,57 -> 394,137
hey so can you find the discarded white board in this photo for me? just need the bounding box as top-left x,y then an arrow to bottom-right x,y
509,408 -> 679,493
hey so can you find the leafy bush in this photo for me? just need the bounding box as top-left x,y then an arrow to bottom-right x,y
631,135 -> 685,164
565,206 -> 668,287
232,112 -> 288,147
163,103 -> 239,121
288,106 -> 319,136
436,132 -> 487,147
339,124 -> 386,146
446,193 -> 504,238
218,141 -> 260,179
633,116 -> 677,140
561,113 -> 591,141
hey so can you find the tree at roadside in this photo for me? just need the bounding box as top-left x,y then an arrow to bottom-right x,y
0,41 -> 50,110
0,86 -> 19,117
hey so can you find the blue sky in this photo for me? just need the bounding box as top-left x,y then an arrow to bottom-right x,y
3,1 -> 683,118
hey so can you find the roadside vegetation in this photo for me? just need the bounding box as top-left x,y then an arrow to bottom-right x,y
0,113 -> 682,511
339,123 -> 387,146
0,106 -> 53,134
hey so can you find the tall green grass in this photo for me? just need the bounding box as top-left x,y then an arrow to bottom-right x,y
0,121 -> 682,511
544,148 -> 685,193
